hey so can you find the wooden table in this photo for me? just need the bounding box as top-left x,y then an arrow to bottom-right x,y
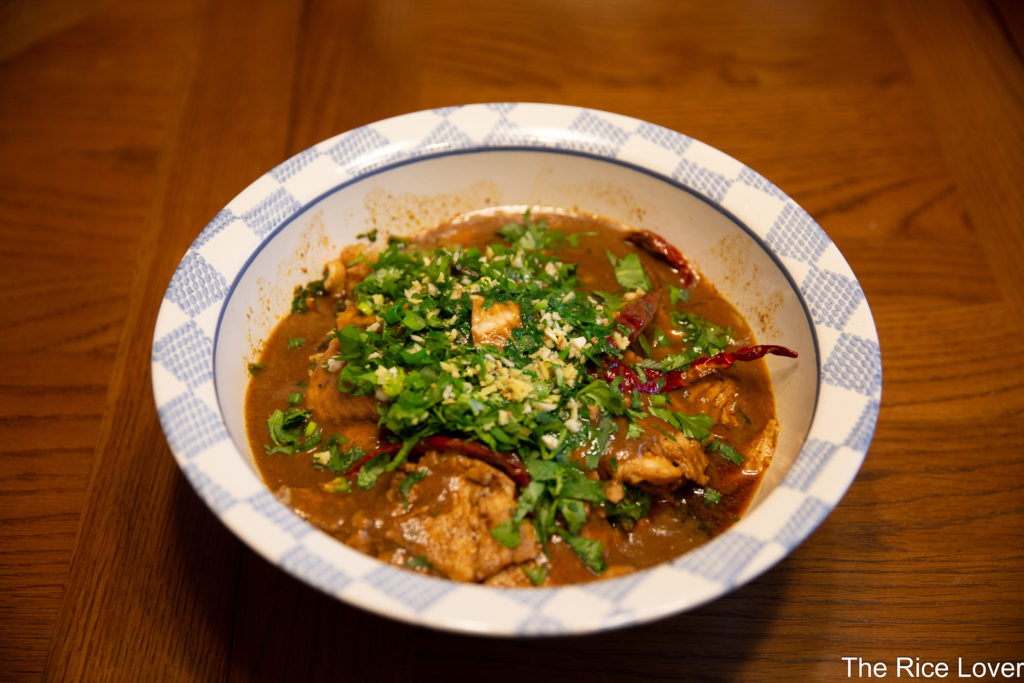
3,0 -> 1022,680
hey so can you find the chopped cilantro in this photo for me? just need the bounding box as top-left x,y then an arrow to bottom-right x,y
558,498 -> 587,535
490,519 -> 521,548
707,438 -> 745,465
286,391 -> 303,405
406,555 -> 433,569
648,393 -> 668,407
322,476 -> 350,493
497,209 -> 571,252
583,416 -> 616,470
637,332 -> 653,358
314,440 -> 365,475
555,527 -> 606,574
604,485 -> 651,530
648,406 -> 714,441
703,487 -> 723,505
356,452 -> 390,490
398,468 -> 429,507
248,363 -> 264,375
672,311 -> 732,357
287,337 -> 305,349
264,408 -> 321,455
606,251 -> 652,291
291,270 -> 328,314
522,564 -> 548,586
668,284 -> 690,306
593,290 -> 623,309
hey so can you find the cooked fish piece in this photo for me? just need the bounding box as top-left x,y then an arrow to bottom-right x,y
684,375 -> 745,428
380,453 -> 539,582
616,430 -> 710,489
743,417 -> 779,473
470,295 -> 521,349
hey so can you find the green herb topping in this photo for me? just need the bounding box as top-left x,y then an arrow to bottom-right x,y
291,270 -> 328,314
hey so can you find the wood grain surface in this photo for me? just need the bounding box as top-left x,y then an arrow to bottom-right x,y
1,0 -> 1021,680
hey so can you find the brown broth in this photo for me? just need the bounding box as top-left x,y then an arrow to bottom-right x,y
245,209 -> 780,586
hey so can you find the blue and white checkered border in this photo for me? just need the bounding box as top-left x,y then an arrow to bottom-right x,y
152,103 -> 881,636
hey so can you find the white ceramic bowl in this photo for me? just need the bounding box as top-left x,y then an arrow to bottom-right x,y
152,103 -> 881,636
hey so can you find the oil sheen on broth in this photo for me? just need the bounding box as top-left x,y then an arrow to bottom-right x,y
245,209 -> 792,587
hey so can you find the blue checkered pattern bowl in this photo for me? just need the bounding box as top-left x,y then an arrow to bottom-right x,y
152,103 -> 881,635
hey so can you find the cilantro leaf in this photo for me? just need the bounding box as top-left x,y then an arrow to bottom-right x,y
647,406 -> 714,441
593,290 -> 623,309
398,468 -> 429,507
321,477 -> 350,493
604,485 -> 651,530
264,408 -> 318,455
490,519 -> 522,548
558,499 -> 587,535
514,481 -> 546,522
707,439 -> 745,465
672,311 -> 732,356
556,527 -> 606,574
607,251 -> 651,291
406,555 -> 434,569
356,452 -> 390,490
668,285 -> 690,306
703,487 -> 723,505
522,565 -> 548,586
319,443 -> 364,474
291,270 -> 327,313
584,416 -> 616,470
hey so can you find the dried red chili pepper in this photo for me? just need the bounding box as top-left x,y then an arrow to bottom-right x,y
600,344 -> 798,394
607,288 -> 660,349
351,436 -> 531,487
625,230 -> 696,287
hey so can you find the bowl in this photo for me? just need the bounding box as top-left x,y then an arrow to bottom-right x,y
151,103 -> 881,636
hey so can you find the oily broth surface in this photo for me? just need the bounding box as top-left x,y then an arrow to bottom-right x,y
245,209 -> 778,585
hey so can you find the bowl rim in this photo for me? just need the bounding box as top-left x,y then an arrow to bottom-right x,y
151,102 -> 881,636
